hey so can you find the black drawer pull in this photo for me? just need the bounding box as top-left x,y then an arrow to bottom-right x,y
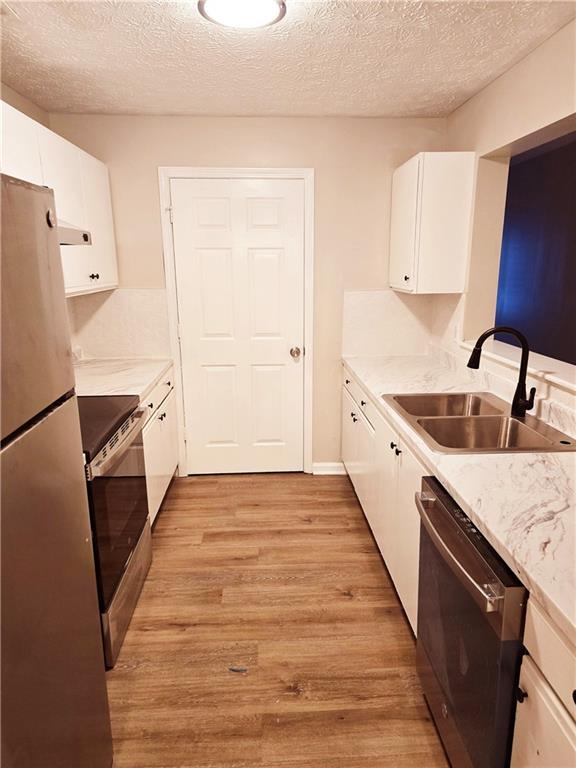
360,400 -> 366,406
345,378 -> 351,385
390,442 -> 396,450
516,687 -> 528,704
395,448 -> 402,456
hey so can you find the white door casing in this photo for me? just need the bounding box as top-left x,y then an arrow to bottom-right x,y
169,175 -> 308,474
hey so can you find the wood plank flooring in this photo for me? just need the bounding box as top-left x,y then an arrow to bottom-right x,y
106,473 -> 448,768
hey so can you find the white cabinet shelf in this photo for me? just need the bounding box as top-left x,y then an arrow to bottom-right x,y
389,151 -> 475,294
1,101 -> 118,298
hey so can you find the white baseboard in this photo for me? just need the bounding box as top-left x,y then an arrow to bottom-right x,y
312,462 -> 347,476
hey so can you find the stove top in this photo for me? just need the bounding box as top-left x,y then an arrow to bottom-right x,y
77,394 -> 140,461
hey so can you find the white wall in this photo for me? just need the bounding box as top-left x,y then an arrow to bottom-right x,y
55,115 -> 447,462
435,19 -> 576,413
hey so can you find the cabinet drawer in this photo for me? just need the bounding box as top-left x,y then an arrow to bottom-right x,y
524,599 -> 576,718
343,372 -> 376,426
511,656 -> 576,767
143,367 -> 175,422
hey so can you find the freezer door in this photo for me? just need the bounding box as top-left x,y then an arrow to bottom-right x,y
1,175 -> 75,441
1,396 -> 113,768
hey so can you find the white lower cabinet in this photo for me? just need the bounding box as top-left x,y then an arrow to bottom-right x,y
143,389 -> 179,525
341,388 -> 377,518
511,656 -> 576,767
341,378 -> 425,634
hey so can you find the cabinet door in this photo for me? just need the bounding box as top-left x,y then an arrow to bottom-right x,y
1,102 -> 43,185
143,390 -> 178,526
37,126 -> 85,227
417,152 -> 475,293
161,388 -> 179,489
372,410 -> 399,569
389,154 -> 419,292
355,409 -> 375,516
391,440 -> 425,634
80,152 -> 118,291
511,656 -> 576,767
342,388 -> 359,486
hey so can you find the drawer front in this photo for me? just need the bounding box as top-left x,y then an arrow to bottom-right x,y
343,371 -> 376,427
511,656 -> 576,767
524,599 -> 576,718
143,367 -> 174,422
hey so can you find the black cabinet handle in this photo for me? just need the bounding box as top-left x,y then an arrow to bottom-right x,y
360,400 -> 366,407
395,448 -> 402,456
89,273 -> 100,280
352,417 -> 357,423
403,275 -> 410,281
148,403 -> 154,409
345,378 -> 351,385
516,687 -> 528,704
390,442 -> 397,450
350,412 -> 356,418
165,380 -> 171,387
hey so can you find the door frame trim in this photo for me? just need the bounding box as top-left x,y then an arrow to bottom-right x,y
158,167 -> 315,475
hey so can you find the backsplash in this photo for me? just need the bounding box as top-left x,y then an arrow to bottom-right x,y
343,289 -> 576,439
66,288 -> 171,360
342,289 -> 436,357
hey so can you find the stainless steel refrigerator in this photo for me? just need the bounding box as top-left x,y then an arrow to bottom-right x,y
1,175 -> 113,767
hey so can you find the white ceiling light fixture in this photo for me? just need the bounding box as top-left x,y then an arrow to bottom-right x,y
198,0 -> 286,29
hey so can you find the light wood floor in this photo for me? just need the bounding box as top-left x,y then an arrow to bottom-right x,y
107,473 -> 448,768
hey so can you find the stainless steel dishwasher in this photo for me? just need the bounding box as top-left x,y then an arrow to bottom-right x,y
415,477 -> 527,768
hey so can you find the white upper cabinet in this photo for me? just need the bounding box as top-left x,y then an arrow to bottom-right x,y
389,151 -> 476,294
1,102 -> 43,186
1,101 -> 118,298
37,125 -> 86,227
78,151 -> 118,291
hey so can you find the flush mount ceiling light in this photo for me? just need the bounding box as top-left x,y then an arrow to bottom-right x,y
198,0 -> 286,29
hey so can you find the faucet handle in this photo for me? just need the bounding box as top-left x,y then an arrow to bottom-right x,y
526,387 -> 536,411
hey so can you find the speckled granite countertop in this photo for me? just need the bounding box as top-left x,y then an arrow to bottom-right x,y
343,352 -> 576,646
74,358 -> 173,401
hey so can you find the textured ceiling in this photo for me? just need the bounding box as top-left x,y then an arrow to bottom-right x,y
1,1 -> 575,117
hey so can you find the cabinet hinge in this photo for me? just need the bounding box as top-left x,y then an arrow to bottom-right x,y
167,206 -> 174,223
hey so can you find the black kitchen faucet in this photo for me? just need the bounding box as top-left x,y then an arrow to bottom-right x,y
467,326 -> 536,418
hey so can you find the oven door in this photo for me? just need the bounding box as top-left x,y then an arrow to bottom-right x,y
415,478 -> 526,768
87,409 -> 149,612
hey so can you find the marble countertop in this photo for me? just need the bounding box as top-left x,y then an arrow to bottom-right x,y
343,352 -> 576,646
74,358 -> 173,401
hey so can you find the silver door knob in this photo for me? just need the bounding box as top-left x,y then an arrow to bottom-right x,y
290,347 -> 301,359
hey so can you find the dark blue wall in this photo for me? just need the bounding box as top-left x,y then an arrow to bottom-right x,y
495,133 -> 576,365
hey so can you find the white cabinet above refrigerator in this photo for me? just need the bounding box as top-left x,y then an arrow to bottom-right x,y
1,101 -> 118,298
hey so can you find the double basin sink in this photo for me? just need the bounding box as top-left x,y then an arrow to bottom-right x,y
382,392 -> 576,453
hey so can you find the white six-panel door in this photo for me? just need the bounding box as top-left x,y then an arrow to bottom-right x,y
170,177 -> 305,474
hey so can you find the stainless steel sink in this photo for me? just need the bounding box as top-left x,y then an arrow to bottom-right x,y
382,392 -> 576,453
391,392 -> 505,417
418,416 -> 555,451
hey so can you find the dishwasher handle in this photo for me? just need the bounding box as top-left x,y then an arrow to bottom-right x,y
415,491 -> 504,615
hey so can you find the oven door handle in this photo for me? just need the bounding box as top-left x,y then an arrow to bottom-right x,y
415,491 -> 504,614
88,408 -> 147,478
